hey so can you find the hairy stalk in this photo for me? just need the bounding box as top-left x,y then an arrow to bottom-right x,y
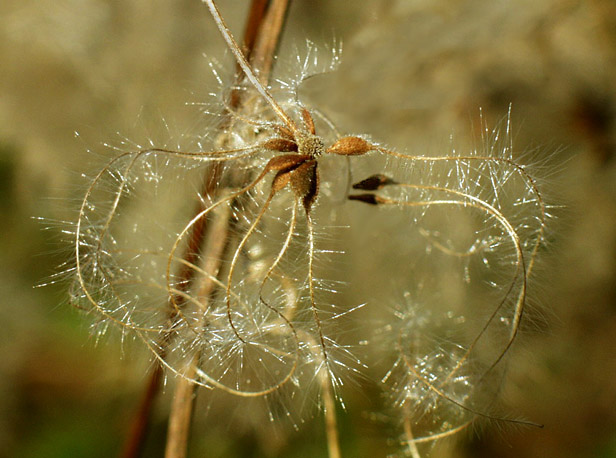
163,1 -> 292,457
307,212 -> 342,458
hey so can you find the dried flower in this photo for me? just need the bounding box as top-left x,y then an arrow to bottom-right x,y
68,1 -> 548,456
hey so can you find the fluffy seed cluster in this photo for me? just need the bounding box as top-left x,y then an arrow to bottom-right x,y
68,3 -> 548,456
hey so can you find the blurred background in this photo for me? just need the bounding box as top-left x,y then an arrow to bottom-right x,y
1,0 -> 615,457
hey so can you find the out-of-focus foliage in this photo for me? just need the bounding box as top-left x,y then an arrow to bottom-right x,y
1,0 -> 615,457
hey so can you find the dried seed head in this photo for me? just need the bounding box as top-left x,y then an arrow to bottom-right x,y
67,1 -> 550,453
296,133 -> 325,157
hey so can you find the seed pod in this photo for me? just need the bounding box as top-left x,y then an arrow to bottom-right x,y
327,136 -> 373,156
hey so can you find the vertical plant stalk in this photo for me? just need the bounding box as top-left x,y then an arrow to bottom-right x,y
118,2 -> 292,458
119,363 -> 164,458
164,361 -> 199,458
164,203 -> 232,458
162,2 -> 292,458
320,369 -> 341,458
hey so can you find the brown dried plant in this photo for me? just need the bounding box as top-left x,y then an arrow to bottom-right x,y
69,1 -> 548,457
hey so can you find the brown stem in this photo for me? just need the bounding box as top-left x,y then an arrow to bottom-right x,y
250,0 -> 291,84
162,2 -> 293,458
164,197 -> 233,458
119,2 -> 292,457
119,363 -> 164,458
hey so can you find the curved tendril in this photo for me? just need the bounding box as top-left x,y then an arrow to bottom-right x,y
375,145 -> 547,282
77,152 -> 161,332
75,146 -> 264,331
166,159 -> 281,318
259,202 -> 298,298
377,187 -> 541,434
258,200 -> 299,324
225,190 -> 277,342
76,152 -> 142,330
388,183 -> 526,381
137,327 -> 298,397
122,251 -> 300,395
251,201 -> 302,379
404,419 -> 475,445
397,332 -> 541,429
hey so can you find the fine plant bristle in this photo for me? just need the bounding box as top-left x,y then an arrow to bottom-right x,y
67,1 -> 549,457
